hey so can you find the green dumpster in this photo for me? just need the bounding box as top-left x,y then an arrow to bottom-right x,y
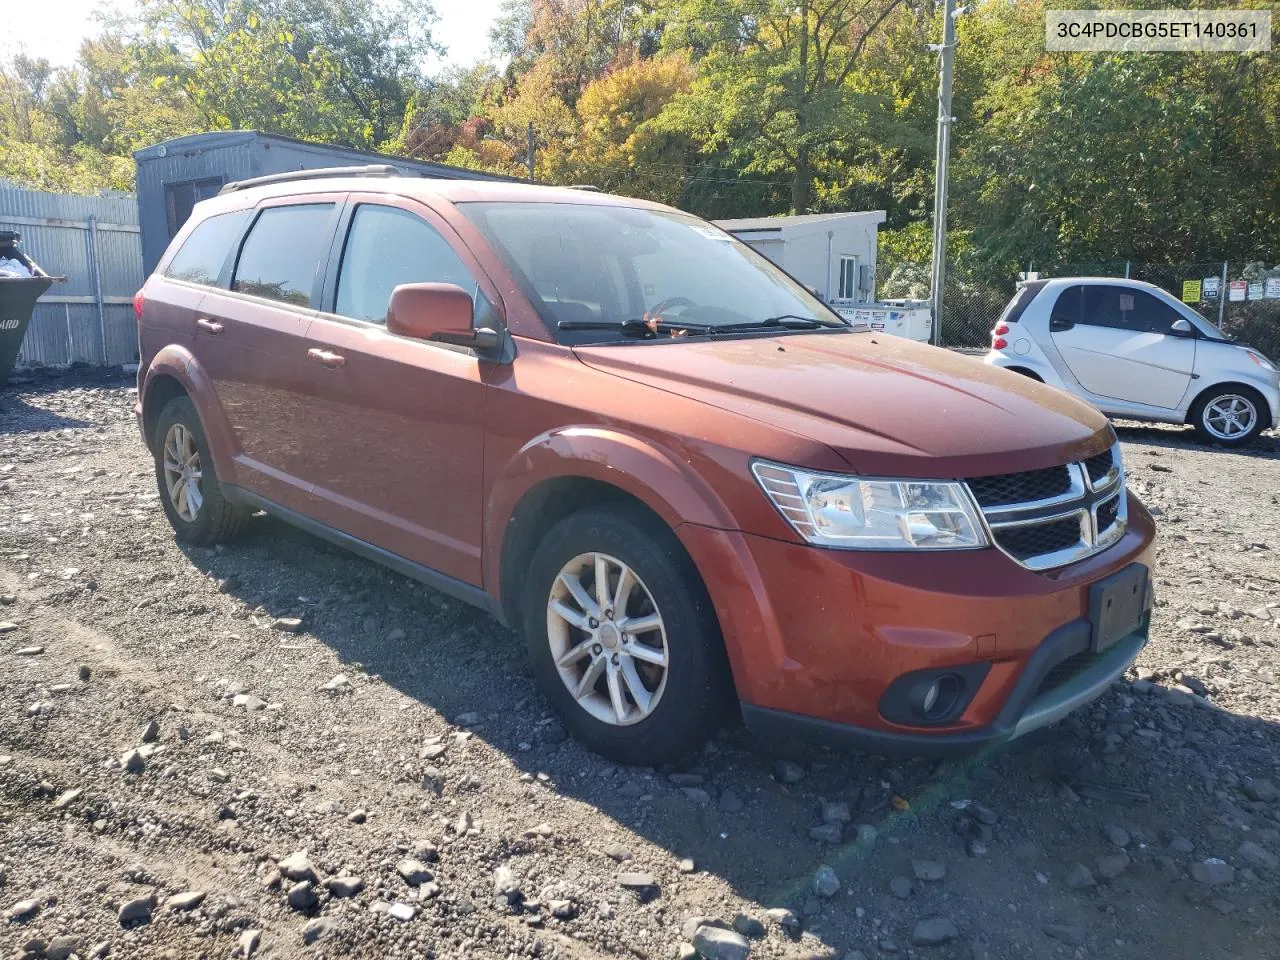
0,231 -> 63,386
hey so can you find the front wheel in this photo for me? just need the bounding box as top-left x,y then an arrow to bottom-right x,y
1190,386 -> 1268,446
521,506 -> 734,766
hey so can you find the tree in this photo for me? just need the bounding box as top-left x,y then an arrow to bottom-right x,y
655,0 -> 911,213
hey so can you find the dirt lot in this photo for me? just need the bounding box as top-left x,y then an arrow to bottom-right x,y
2,371 -> 1279,960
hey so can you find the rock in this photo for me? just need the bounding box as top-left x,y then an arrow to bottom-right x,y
1237,841 -> 1279,870
166,890 -> 206,911
410,840 -> 439,862
1064,863 -> 1096,889
812,865 -> 840,898
453,810 -> 473,834
492,865 -> 521,900
8,898 -> 39,920
809,822 -> 842,843
237,929 -> 261,958
45,936 -> 80,960
1104,824 -> 1131,848
604,843 -> 632,862
718,789 -> 744,813
454,711 -> 482,727
278,851 -> 320,883
912,859 -> 947,881
683,787 -> 712,805
617,871 -> 656,891
15,645 -> 43,656
287,880 -> 318,909
677,944 -> 698,960
821,800 -> 851,823
525,822 -> 553,839
422,766 -> 445,794
347,809 -> 367,824
692,925 -> 752,960
320,674 -> 351,693
544,898 -> 574,919
140,720 -> 160,743
232,693 -> 266,712
1043,924 -> 1086,946
0,621 -> 18,632
386,627 -> 407,642
912,917 -> 959,946
120,748 -> 147,773
78,665 -> 91,682
89,942 -> 110,960
681,916 -> 729,940
1191,859 -> 1234,886
420,742 -> 447,761
397,858 -> 433,886
52,787 -> 83,809
1244,779 -> 1278,803
1169,836 -> 1194,855
774,759 -> 805,784
326,875 -> 364,898
1096,854 -> 1130,880
117,895 -> 153,924
678,858 -> 696,874
969,803 -> 999,825
855,824 -> 878,846
387,902 -> 416,921
669,772 -> 705,786
889,876 -> 914,899
300,916 -> 336,944
272,617 -> 303,633
731,912 -> 766,938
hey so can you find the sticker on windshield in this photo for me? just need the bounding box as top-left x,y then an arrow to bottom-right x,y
691,225 -> 733,241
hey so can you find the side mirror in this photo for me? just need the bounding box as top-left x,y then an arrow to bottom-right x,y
386,282 -> 500,350
1169,317 -> 1194,337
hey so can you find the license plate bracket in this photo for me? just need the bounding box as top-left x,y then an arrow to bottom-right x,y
1088,563 -> 1149,653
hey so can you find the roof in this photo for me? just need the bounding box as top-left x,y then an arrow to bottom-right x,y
715,211 -> 887,233
193,175 -> 677,216
133,130 -> 518,182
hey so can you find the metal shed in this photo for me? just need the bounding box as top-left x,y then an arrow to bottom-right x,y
134,131 -> 515,274
714,211 -> 887,306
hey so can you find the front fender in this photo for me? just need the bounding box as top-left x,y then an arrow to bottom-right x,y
483,425 -> 738,595
141,345 -> 240,486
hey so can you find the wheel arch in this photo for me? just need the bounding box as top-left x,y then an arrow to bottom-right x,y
139,345 -> 239,481
1185,380 -> 1272,427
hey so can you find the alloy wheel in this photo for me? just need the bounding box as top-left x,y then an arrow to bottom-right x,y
1203,394 -> 1257,441
162,422 -> 203,522
545,551 -> 669,726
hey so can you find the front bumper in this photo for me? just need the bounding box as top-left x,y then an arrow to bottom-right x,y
677,494 -> 1157,754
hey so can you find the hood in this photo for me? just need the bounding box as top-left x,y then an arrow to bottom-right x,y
573,331 -> 1113,477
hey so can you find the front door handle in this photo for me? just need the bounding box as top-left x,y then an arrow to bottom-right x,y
307,347 -> 346,369
196,317 -> 224,335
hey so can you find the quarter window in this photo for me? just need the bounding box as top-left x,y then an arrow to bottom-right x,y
164,210 -> 249,287
334,205 -> 477,324
232,204 -> 335,308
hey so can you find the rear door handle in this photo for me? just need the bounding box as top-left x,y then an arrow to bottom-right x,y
196,317 -> 224,334
307,348 -> 346,369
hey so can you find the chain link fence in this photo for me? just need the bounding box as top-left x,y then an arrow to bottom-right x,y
878,259 -> 1280,358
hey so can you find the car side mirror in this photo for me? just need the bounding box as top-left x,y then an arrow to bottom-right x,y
386,282 -> 500,350
1169,317 -> 1194,337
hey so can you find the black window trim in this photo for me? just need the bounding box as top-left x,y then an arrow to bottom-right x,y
227,199 -> 345,311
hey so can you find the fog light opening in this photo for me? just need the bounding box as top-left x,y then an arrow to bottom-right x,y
920,674 -> 963,721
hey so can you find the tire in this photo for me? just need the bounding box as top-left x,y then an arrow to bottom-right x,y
1190,385 -> 1268,447
153,396 -> 251,545
521,505 -> 734,766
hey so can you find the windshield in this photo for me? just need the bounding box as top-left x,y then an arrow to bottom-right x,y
456,201 -> 847,341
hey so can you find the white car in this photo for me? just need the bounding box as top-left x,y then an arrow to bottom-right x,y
985,277 -> 1280,446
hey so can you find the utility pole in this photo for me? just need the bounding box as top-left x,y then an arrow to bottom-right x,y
928,0 -> 959,347
526,121 -> 535,182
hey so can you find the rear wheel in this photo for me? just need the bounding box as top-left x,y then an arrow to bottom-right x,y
1190,386 -> 1267,446
153,396 -> 251,544
522,505 -> 734,765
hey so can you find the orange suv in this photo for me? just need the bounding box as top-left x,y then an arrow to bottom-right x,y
134,167 -> 1156,764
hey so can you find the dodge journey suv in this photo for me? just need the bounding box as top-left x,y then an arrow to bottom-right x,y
134,167 -> 1156,764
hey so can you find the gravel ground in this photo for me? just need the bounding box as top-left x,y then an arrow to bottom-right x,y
2,370 -> 1279,960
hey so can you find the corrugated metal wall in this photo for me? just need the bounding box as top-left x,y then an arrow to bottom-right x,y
0,183 -> 143,369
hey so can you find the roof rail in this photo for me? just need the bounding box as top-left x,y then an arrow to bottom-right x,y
219,164 -> 404,195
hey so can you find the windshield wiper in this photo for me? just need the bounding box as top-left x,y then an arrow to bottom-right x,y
557,318 -> 713,338
711,315 -> 840,333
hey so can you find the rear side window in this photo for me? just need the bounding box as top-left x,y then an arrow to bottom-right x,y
999,280 -> 1045,325
334,205 -> 477,325
164,210 -> 249,287
232,204 -> 335,308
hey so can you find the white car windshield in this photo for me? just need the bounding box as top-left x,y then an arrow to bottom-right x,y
457,201 -> 847,341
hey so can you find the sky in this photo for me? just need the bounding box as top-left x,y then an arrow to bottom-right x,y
0,0 -> 504,70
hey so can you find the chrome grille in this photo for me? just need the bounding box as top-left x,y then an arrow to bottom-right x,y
967,443 -> 1126,571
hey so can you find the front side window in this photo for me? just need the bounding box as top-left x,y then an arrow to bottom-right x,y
1080,285 -> 1183,333
457,202 -> 845,341
335,205 -> 478,325
232,204 -> 335,308
164,210 -> 249,287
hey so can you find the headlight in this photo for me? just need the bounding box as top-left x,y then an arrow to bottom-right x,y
1247,350 -> 1276,372
752,461 -> 989,550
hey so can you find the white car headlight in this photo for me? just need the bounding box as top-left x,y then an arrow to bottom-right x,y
752,461 -> 989,550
